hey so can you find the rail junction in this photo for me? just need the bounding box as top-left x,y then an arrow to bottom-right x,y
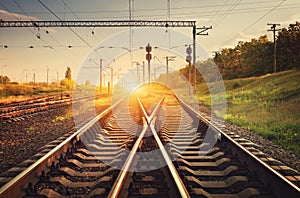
0,19 -> 299,198
0,85 -> 299,197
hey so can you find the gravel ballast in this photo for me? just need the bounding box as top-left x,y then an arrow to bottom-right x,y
0,101 -> 299,176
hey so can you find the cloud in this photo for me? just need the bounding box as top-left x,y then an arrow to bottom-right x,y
0,10 -> 56,32
0,9 -> 39,21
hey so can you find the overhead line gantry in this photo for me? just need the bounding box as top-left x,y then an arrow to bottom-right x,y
0,20 -> 210,87
0,20 -> 196,28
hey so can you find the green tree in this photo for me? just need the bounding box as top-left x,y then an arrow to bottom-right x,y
0,75 -> 11,84
214,35 -> 273,79
192,22 -> 299,80
277,21 -> 300,70
60,67 -> 74,90
65,67 -> 72,80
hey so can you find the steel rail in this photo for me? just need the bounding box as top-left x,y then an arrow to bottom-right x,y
0,95 -> 68,109
137,96 -> 190,198
107,117 -> 148,198
0,96 -> 126,198
108,96 -> 166,198
176,96 -> 300,197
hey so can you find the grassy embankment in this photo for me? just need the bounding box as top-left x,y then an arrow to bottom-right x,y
0,83 -> 68,99
0,84 -> 111,111
197,69 -> 300,156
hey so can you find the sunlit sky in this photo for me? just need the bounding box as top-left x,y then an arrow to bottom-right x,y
0,0 -> 299,84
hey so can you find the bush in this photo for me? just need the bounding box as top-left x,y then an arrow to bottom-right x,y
1,84 -> 33,96
232,81 -> 240,89
60,79 -> 75,90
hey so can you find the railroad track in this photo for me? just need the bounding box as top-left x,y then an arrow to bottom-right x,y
0,91 -> 299,197
0,94 -> 71,121
0,93 -> 106,121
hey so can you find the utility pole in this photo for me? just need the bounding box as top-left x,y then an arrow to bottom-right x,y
132,61 -> 141,84
136,62 -> 139,84
146,43 -> 152,89
166,56 -> 176,84
100,59 -> 103,92
103,74 -> 106,86
110,67 -> 113,94
106,67 -> 113,95
129,0 -> 134,71
142,61 -> 145,83
33,73 -> 36,85
57,70 -> 59,83
1,65 -> 7,84
186,45 -> 192,81
193,26 -> 212,90
46,66 -> 49,85
87,58 -> 103,91
268,23 -> 280,73
107,81 -> 110,96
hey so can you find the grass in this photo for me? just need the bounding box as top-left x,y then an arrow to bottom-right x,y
197,69 -> 300,156
0,83 -> 67,98
51,115 -> 67,123
94,97 -> 111,110
27,126 -> 35,132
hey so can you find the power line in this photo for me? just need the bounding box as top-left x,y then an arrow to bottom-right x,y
11,0 -> 79,59
164,0 -> 283,11
215,0 -> 242,27
1,45 -> 87,48
60,0 -> 79,19
206,0 -> 229,26
171,3 -> 297,17
221,0 -> 286,48
28,3 -> 298,21
1,0 -> 74,61
12,0 -> 54,43
36,0 -> 95,51
6,2 -> 298,21
164,4 -> 299,21
60,0 -> 97,41
0,1 -> 45,42
11,0 -> 284,15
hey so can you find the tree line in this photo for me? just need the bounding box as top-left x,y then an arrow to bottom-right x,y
177,21 -> 300,82
213,21 -> 300,80
1,67 -> 74,90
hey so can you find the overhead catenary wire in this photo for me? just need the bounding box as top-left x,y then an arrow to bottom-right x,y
11,0 -> 285,15
221,0 -> 286,48
0,0 -> 78,66
60,0 -> 98,49
11,0 -> 80,60
36,0 -> 99,56
0,1 -> 47,44
214,0 -> 242,27
1,0 -> 294,56
19,3 -> 298,21
60,0 -> 79,19
206,0 -> 230,26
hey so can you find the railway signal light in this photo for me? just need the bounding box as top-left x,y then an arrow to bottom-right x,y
145,43 -> 152,53
186,45 -> 193,95
186,45 -> 192,56
145,43 -> 152,89
146,53 -> 152,61
186,55 -> 192,63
